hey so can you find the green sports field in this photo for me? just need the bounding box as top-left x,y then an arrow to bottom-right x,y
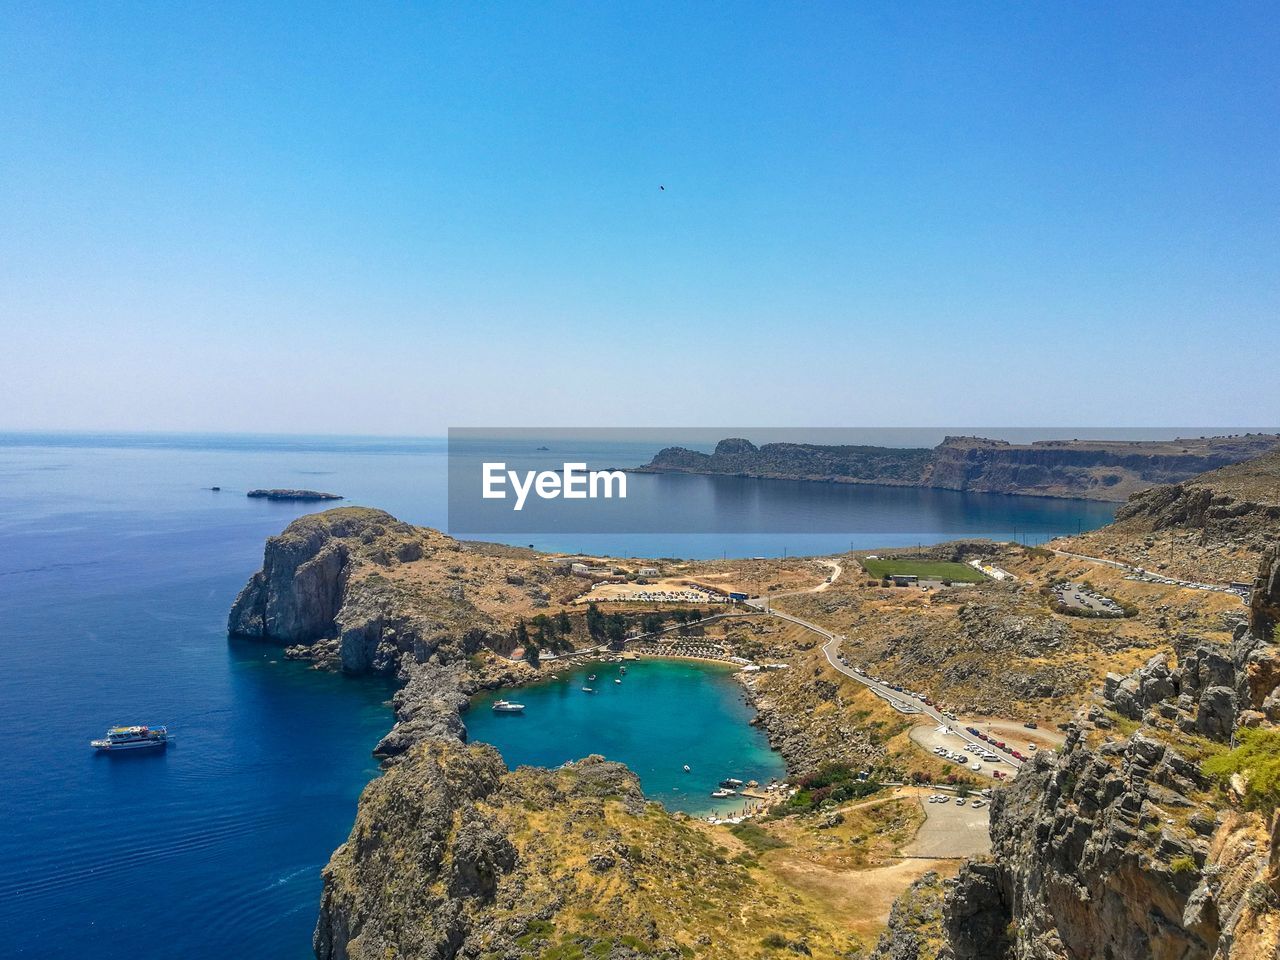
858,557 -> 988,583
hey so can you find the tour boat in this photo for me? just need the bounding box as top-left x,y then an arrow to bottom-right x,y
90,725 -> 171,752
492,700 -> 525,714
711,788 -> 736,798
720,778 -> 744,789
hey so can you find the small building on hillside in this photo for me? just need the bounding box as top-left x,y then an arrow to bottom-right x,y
638,566 -> 660,577
890,574 -> 919,587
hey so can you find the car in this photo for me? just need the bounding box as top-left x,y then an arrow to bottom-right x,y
994,740 -> 1006,748
970,763 -> 982,772
1027,744 -> 1038,752
972,799 -> 985,808
955,797 -> 966,805
956,755 -> 969,764
1024,721 -> 1038,729
966,726 -> 980,736
978,733 -> 990,742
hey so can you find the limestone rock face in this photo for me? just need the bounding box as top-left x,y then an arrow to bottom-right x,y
712,437 -> 758,456
228,527 -> 351,642
1251,544 -> 1280,642
228,508 -> 413,644
313,739 -> 513,960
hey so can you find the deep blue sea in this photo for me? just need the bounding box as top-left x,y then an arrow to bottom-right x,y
0,433 -> 1116,958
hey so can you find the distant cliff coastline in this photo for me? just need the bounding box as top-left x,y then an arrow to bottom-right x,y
635,434 -> 1280,502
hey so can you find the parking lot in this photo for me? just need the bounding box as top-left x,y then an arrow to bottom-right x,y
903,787 -> 991,858
909,723 -> 1018,782
1054,582 -> 1124,616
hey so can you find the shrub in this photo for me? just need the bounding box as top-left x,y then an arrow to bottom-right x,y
729,823 -> 787,854
1202,727 -> 1280,813
1169,855 -> 1197,875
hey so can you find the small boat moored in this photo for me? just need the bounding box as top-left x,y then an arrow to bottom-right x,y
711,788 -> 736,798
91,725 -> 171,752
582,686 -> 594,693
492,700 -> 525,713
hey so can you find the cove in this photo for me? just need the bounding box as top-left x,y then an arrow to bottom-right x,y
466,658 -> 786,816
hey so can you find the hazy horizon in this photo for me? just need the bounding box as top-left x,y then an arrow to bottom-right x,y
3,3 -> 1277,433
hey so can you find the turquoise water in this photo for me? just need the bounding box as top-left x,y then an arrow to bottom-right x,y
466,658 -> 785,816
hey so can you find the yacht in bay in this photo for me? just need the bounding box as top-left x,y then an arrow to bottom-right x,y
491,699 -> 525,713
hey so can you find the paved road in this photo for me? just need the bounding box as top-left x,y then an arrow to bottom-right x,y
1051,548 -> 1244,600
744,567 -> 1025,770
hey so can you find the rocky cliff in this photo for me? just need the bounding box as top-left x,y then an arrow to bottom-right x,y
640,438 -> 933,484
638,435 -> 1280,502
874,549 -> 1280,959
1059,447 -> 1280,583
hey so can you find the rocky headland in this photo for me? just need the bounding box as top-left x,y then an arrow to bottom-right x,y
636,434 -> 1280,502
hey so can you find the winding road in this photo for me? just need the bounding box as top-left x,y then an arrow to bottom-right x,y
746,558 -> 1026,770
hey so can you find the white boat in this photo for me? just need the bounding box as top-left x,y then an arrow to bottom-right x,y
582,686 -> 594,693
492,700 -> 525,713
587,674 -> 596,681
614,678 -> 622,684
683,764 -> 691,772
91,725 -> 171,752
711,788 -> 736,798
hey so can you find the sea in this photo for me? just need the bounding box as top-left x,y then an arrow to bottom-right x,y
0,432 -> 1117,958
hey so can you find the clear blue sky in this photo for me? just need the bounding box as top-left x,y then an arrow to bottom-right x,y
2,2 -> 1277,433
